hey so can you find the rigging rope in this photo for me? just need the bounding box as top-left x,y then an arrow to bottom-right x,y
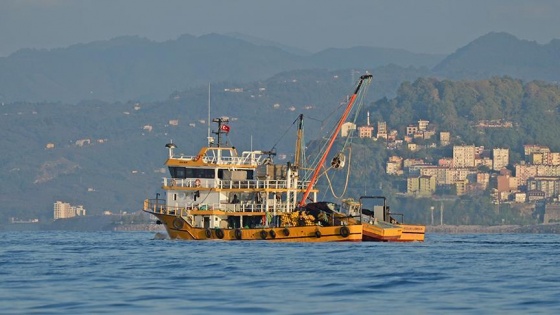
324,146 -> 352,199
316,75 -> 372,200
302,102 -> 348,182
267,116 -> 298,155
298,74 -> 372,202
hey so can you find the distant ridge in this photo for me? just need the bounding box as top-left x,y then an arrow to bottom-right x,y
310,46 -> 444,69
2,31 -> 557,104
0,33 -> 303,103
0,33 -> 442,103
225,32 -> 311,56
433,32 -> 560,82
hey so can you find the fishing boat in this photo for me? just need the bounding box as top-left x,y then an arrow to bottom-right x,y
143,74 -> 425,242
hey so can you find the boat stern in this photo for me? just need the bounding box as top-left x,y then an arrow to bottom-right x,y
397,224 -> 426,242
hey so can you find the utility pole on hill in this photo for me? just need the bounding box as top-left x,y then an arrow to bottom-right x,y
430,206 -> 435,225
440,202 -> 444,225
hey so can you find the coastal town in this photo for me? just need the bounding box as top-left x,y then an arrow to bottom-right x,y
342,114 -> 560,224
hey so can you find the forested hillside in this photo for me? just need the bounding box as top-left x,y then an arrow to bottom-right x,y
366,76 -> 560,159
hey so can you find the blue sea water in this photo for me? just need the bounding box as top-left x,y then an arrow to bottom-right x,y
1,231 -> 559,314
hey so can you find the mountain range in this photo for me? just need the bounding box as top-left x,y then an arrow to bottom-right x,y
434,32 -> 560,82
1,32 -> 559,104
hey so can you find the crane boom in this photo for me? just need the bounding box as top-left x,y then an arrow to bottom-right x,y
298,74 -> 372,207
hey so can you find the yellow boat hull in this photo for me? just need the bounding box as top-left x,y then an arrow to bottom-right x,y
154,213 -> 362,242
360,222 -> 402,242
397,224 -> 426,242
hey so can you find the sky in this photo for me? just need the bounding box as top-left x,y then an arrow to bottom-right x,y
1,0 -> 560,57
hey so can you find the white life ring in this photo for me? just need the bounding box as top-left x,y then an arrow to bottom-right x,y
194,179 -> 201,187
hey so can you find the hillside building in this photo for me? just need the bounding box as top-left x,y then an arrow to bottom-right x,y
386,156 -> 403,175
407,175 -> 436,196
455,179 -> 468,196
440,132 -> 450,146
54,201 -> 86,220
453,145 -> 476,168
358,111 -> 374,138
419,166 -> 448,185
514,192 -> 527,203
524,144 -> 550,157
475,157 -> 493,169
377,121 -> 387,139
358,125 -> 373,138
476,172 -> 490,190
418,120 -> 429,131
341,122 -> 356,137
406,125 -> 418,135
527,176 -> 560,199
493,148 -> 509,171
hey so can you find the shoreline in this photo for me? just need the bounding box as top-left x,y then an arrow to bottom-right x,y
426,224 -> 560,234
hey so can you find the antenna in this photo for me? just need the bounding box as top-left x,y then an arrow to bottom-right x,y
207,83 -> 211,146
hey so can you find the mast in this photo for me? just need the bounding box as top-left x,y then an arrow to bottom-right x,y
212,117 -> 230,148
294,114 -> 304,168
298,74 -> 372,207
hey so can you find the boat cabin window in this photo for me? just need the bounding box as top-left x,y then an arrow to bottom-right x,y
172,167 -> 186,179
168,167 -> 214,179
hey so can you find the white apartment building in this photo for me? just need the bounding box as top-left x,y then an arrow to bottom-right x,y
341,122 -> 356,137
453,145 -> 476,168
54,201 -> 86,220
493,148 -> 509,171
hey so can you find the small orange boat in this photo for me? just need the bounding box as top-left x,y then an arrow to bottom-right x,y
355,196 -> 425,242
306,197 -> 424,242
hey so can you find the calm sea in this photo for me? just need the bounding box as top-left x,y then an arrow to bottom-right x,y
1,231 -> 559,314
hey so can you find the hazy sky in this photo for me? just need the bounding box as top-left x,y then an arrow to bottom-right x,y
1,0 -> 559,57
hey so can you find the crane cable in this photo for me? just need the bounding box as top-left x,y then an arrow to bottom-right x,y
302,78 -> 371,182
323,77 -> 372,200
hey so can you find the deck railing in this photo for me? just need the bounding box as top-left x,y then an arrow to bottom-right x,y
164,178 -> 312,190
175,154 -> 263,166
143,199 -> 290,217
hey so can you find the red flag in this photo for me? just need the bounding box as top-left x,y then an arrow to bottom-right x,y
220,124 -> 230,133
